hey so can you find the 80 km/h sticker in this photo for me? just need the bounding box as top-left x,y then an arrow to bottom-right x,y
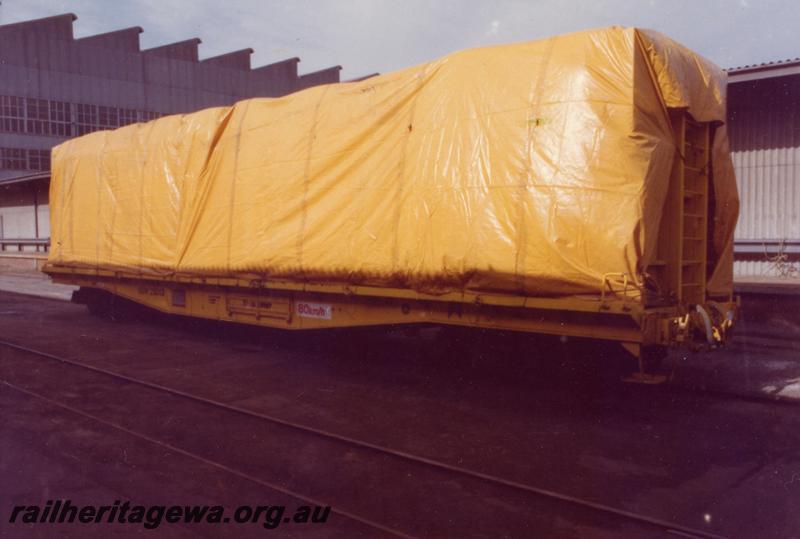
296,302 -> 332,320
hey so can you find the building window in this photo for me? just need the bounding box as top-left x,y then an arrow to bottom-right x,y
76,103 -> 98,136
0,148 -> 26,169
0,95 -> 162,139
0,96 -> 24,133
98,106 -> 119,129
140,110 -> 162,121
0,148 -> 51,171
26,98 -> 49,135
28,149 -> 51,171
49,101 -> 72,137
119,108 -> 138,126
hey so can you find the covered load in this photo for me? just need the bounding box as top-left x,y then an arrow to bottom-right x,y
47,27 -> 738,299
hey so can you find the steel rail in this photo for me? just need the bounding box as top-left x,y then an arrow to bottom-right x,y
2,380 -> 413,539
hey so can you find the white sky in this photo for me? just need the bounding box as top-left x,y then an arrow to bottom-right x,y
1,0 -> 797,80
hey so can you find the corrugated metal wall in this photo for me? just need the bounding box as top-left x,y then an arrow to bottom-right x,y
0,180 -> 49,250
0,13 -> 343,177
0,14 -> 340,116
727,74 -> 800,278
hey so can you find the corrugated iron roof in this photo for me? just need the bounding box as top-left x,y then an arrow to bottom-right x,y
726,57 -> 800,73
726,57 -> 800,83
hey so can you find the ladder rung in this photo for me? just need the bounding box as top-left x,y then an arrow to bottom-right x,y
684,212 -> 703,218
648,260 -> 667,266
684,236 -> 703,240
683,260 -> 702,265
685,141 -> 707,151
685,116 -> 702,127
684,189 -> 703,197
682,283 -> 702,287
684,164 -> 706,174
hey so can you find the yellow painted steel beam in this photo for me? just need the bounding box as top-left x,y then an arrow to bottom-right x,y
44,263 -> 645,316
53,273 -> 646,344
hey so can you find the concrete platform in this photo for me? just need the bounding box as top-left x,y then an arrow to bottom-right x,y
0,253 -> 47,271
0,265 -> 76,301
734,275 -> 800,296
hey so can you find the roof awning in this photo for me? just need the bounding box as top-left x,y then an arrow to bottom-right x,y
0,172 -> 51,186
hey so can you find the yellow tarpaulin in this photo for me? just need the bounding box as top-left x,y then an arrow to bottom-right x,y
48,27 -> 738,298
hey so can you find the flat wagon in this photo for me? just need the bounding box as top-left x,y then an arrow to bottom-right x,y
44,28 -> 740,379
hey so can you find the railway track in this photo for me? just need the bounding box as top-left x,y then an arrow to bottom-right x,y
0,338 -> 726,538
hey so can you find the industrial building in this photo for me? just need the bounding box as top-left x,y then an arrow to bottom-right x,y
0,14 -> 797,282
727,59 -> 800,278
0,13 -> 343,254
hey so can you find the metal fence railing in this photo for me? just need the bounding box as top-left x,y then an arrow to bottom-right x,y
734,239 -> 800,256
0,238 -> 50,253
